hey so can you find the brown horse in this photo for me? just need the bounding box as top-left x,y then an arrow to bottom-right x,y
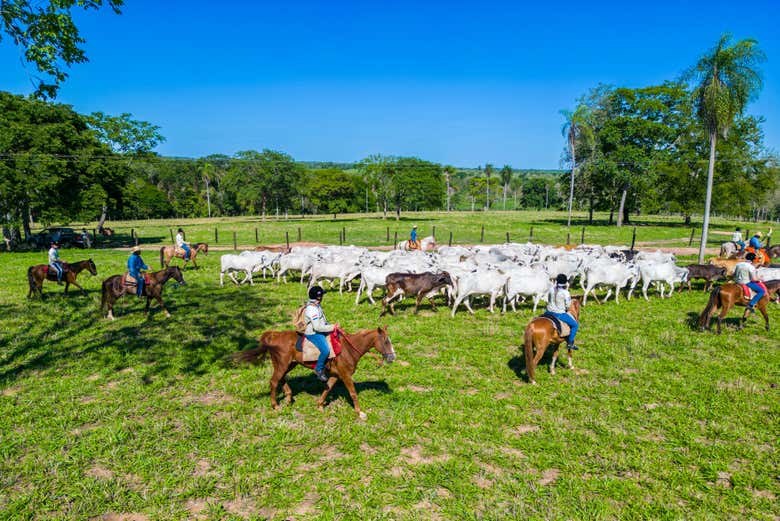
27,259 -> 97,298
767,245 -> 780,259
232,326 -> 396,419
101,266 -> 186,320
697,280 -> 780,334
522,299 -> 581,385
160,243 -> 208,269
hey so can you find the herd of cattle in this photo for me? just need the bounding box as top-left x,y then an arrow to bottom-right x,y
218,243 -> 780,315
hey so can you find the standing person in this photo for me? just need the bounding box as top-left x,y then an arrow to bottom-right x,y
175,228 -> 191,260
128,246 -> 149,297
304,286 -> 339,382
544,274 -> 580,350
80,228 -> 91,249
48,241 -> 64,285
733,252 -> 766,314
732,227 -> 745,252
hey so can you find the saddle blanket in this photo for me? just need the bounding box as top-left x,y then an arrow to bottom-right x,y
43,262 -> 69,275
540,312 -> 572,338
295,333 -> 342,365
175,247 -> 187,256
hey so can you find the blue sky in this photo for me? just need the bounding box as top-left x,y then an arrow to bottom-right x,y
1,0 -> 779,168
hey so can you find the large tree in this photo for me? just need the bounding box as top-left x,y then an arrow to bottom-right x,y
686,34 -> 765,262
560,105 -> 592,228
1,0 -> 124,98
224,150 -> 302,219
499,165 -> 513,210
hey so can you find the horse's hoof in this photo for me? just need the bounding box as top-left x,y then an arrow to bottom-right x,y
358,411 -> 367,420
272,405 -> 281,411
530,380 -> 537,385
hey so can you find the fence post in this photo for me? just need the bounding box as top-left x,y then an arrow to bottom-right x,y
386,227 -> 390,242
342,226 -> 346,244
215,228 -> 218,243
394,231 -> 398,249
688,228 -> 695,247
93,229 -> 97,248
480,225 -> 485,243
530,226 -> 534,241
506,231 -> 510,243
339,230 -> 343,246
432,225 -> 436,239
169,229 -> 174,243
255,227 -> 258,243
581,227 -> 585,244
286,231 -> 290,251
566,232 -> 571,245
134,231 -> 139,247
297,227 -> 301,242
630,226 -> 637,251
448,231 -> 453,246
131,228 -> 135,242
233,231 -> 237,251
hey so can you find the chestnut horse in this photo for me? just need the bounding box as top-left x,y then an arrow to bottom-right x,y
100,266 -> 186,320
697,280 -> 780,334
232,326 -> 396,419
27,259 -> 97,298
159,242 -> 208,269
522,299 -> 581,385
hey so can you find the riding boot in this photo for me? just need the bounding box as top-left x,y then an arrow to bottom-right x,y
566,343 -> 580,351
314,369 -> 328,382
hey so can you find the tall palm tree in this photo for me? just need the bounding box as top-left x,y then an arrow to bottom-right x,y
499,165 -> 513,210
443,165 -> 456,211
687,34 -> 765,262
484,163 -> 494,210
560,105 -> 592,228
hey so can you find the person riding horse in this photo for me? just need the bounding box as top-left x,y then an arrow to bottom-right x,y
175,228 -> 191,261
409,225 -> 420,250
304,286 -> 340,382
732,227 -> 745,252
544,274 -> 581,351
734,252 -> 766,315
48,241 -> 65,285
128,246 -> 149,297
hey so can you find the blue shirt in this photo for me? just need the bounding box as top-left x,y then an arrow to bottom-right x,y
411,229 -> 417,241
128,254 -> 148,276
749,236 -> 763,249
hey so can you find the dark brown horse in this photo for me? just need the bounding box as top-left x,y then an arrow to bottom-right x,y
698,280 -> 780,334
101,266 -> 186,320
27,259 -> 97,298
232,326 -> 396,419
767,245 -> 780,259
522,299 -> 581,385
160,243 -> 208,269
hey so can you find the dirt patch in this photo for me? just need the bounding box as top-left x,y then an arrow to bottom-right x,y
100,381 -> 119,391
316,444 -> 346,461
643,403 -> 660,411
360,443 -> 377,455
461,388 -> 479,395
750,488 -> 776,500
512,425 -> 540,436
293,492 -> 319,516
87,373 -> 101,382
396,360 -> 411,367
388,466 -> 405,478
402,385 -> 433,393
1,385 -> 22,397
223,497 -> 257,519
401,445 -> 450,465
94,514 -> 148,521
474,475 -> 494,489
70,423 -> 99,436
539,468 -> 560,486
192,459 -> 212,477
184,498 -> 213,517
122,473 -> 144,491
621,368 -> 639,374
494,391 -> 513,400
715,471 -> 732,488
185,390 -> 235,406
501,447 -> 527,459
86,465 -> 114,480
436,487 -> 453,499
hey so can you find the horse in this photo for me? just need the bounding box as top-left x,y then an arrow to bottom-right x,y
100,266 -> 186,320
232,326 -> 396,419
160,242 -> 208,269
522,298 -> 581,385
766,245 -> 780,259
98,227 -> 114,237
697,280 -> 780,334
397,236 -> 436,252
720,241 -> 741,258
27,259 -> 97,298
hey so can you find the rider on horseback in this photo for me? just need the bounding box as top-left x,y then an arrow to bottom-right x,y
175,228 -> 191,260
734,252 -> 766,314
304,286 -> 339,382
409,225 -> 420,250
732,227 -> 745,252
128,246 -> 149,297
48,241 -> 65,284
748,230 -> 771,250
545,274 -> 580,350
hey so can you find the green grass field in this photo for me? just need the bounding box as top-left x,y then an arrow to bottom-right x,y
2,213 -> 779,520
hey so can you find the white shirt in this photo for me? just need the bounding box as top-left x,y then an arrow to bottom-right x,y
175,233 -> 185,248
48,247 -> 59,264
546,285 -> 572,314
733,262 -> 757,285
732,231 -> 743,242
303,301 -> 335,335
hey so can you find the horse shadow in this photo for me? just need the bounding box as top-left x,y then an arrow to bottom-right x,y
507,348 -> 559,383
688,310 -> 748,332
282,375 -> 391,406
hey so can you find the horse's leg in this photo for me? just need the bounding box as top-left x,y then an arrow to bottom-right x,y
69,275 -> 86,296
550,345 -> 559,375
280,367 -> 295,405
155,293 -> 171,318
337,371 -> 366,420
716,302 -> 729,334
269,364 -> 286,410
566,346 -> 575,370
758,302 -> 770,331
316,375 -> 339,410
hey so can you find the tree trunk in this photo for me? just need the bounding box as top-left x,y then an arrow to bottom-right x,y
205,179 -> 211,218
485,179 -> 490,211
609,208 -> 614,225
97,204 -> 108,231
383,199 -> 387,219
684,214 -> 691,226
22,202 -> 32,240
588,196 -> 594,224
567,147 -> 576,228
698,132 -> 718,263
396,203 -> 400,221
446,174 -> 451,212
616,186 -> 628,227
503,183 -> 507,210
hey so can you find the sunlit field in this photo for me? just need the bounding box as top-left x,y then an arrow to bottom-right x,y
1,212 -> 778,520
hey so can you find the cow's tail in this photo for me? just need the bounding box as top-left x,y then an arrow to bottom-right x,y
523,323 -> 537,383
230,332 -> 272,365
698,286 -> 721,329
159,246 -> 165,268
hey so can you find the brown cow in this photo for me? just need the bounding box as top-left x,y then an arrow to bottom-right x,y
682,264 -> 727,292
708,258 -> 742,277
380,271 -> 453,316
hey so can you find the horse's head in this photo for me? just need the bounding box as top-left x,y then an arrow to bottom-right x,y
170,266 -> 186,285
568,297 -> 581,321
198,243 -> 209,255
375,325 -> 396,364
88,259 -> 98,276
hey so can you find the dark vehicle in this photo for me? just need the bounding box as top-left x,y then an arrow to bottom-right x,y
29,227 -> 78,249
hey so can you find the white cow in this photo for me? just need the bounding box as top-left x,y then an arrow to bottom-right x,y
635,261 -> 680,300
355,267 -> 392,305
503,267 -> 552,313
581,261 -> 636,304
219,254 -> 263,286
451,269 -> 508,317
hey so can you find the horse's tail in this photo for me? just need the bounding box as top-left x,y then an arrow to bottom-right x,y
698,285 -> 721,329
523,323 -> 536,383
100,278 -> 111,310
231,332 -> 273,365
159,246 -> 165,268
27,266 -> 36,297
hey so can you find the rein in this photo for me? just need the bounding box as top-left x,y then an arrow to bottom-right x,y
338,328 -> 384,365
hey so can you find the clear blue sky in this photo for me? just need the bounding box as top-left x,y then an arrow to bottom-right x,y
1,0 -> 779,168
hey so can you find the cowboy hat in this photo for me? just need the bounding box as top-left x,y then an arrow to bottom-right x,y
756,231 -> 763,238
131,245 -> 142,253
413,224 -> 418,228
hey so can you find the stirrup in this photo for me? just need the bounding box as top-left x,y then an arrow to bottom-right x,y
567,344 -> 579,351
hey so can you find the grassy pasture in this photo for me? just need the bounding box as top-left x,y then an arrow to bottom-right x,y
1,214 -> 779,520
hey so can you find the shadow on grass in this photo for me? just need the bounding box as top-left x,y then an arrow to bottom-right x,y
283,375 -> 392,407
507,349 -> 562,383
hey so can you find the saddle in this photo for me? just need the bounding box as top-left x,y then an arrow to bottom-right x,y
121,272 -> 151,287
295,332 -> 343,367
408,240 -> 421,250
175,247 -> 186,257
540,312 -> 572,338
739,282 -> 768,300
43,262 -> 69,275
